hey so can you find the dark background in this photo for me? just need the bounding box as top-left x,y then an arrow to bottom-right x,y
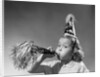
4,1 -> 95,75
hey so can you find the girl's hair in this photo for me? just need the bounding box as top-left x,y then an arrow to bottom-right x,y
62,36 -> 84,62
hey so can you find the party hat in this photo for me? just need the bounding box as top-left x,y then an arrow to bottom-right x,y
64,14 -> 76,37
64,14 -> 82,50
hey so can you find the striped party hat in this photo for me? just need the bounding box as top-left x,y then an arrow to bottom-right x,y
64,14 -> 76,37
64,14 -> 82,50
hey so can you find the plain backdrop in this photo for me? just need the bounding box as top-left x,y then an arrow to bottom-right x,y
4,0 -> 95,76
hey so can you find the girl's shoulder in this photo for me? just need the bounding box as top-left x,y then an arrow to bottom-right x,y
71,61 -> 86,68
72,61 -> 89,72
73,61 -> 85,66
76,61 -> 88,69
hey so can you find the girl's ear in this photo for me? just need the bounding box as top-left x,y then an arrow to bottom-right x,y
72,45 -> 84,62
71,39 -> 84,62
72,50 -> 83,62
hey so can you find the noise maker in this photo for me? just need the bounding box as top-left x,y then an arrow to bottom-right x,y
10,41 -> 56,69
31,43 -> 56,55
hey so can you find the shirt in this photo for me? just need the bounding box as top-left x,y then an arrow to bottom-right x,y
34,60 -> 89,74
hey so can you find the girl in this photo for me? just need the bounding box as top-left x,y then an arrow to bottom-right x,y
27,36 -> 89,74
27,14 -> 89,74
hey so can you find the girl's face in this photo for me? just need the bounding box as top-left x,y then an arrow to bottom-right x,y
56,37 -> 73,61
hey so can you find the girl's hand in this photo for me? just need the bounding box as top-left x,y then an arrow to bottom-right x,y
36,46 -> 54,62
36,53 -> 44,62
42,46 -> 55,59
27,46 -> 54,73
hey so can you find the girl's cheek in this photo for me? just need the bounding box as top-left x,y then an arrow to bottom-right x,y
56,48 -> 62,56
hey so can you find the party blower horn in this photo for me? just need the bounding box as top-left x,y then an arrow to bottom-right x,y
10,41 -> 55,70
